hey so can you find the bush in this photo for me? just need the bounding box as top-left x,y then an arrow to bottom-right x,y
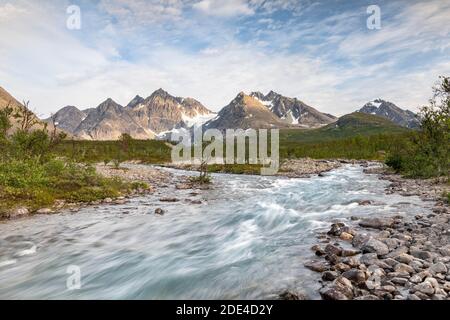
385,76 -> 450,178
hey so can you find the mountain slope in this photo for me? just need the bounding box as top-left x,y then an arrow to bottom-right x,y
250,91 -> 336,127
127,89 -> 214,134
74,98 -> 155,140
358,99 -> 420,128
44,106 -> 87,133
0,86 -> 22,109
49,89 -> 215,140
0,86 -> 52,132
281,112 -> 409,143
205,92 -> 286,130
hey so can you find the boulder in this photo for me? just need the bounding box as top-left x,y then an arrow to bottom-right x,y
325,244 -> 342,256
339,232 -> 354,241
429,262 -> 447,275
322,271 -> 339,281
36,208 -> 54,214
304,261 -> 329,272
395,253 -> 414,264
385,246 -> 409,259
354,295 -> 380,300
413,282 -> 434,296
333,263 -> 351,273
360,253 -> 379,266
394,263 -> 415,275
155,208 -> 165,215
8,207 -> 29,219
410,248 -> 433,261
327,223 -> 346,236
359,217 -> 394,230
352,233 -> 371,249
391,277 -> 408,286
320,276 -> 354,300
341,249 -> 360,257
361,237 -> 389,256
342,269 -> 367,285
279,290 -> 308,300
159,197 -> 179,202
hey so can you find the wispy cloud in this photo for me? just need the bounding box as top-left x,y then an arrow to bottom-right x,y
0,0 -> 449,118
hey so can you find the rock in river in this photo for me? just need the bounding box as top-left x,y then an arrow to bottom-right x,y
359,217 -> 394,230
305,261 -> 329,272
320,276 -> 354,300
361,237 -> 389,256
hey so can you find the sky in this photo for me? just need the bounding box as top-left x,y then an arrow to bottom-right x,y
0,0 -> 449,117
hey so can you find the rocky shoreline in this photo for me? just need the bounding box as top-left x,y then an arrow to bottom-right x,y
292,165 -> 450,300
164,158 -> 344,177
1,163 -> 203,221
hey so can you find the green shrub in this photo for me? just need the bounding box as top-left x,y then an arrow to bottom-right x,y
385,76 -> 450,178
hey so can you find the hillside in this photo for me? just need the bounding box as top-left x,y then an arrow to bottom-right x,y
204,92 -> 287,130
280,112 -> 409,143
358,99 -> 420,128
250,91 -> 336,127
0,85 -> 54,133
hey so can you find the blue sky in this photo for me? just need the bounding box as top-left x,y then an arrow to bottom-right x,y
1,0 -> 449,117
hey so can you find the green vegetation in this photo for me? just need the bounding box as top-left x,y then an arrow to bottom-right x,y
51,138 -> 172,164
1,78 -> 447,215
281,112 -> 408,144
0,158 -> 138,213
385,76 -> 450,178
0,109 -> 146,217
189,161 -> 212,184
279,112 -> 411,160
206,163 -> 263,175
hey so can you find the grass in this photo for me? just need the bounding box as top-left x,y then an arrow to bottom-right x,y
0,158 -> 148,216
52,139 -> 172,164
206,163 -> 263,175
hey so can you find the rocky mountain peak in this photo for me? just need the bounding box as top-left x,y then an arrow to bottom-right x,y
150,88 -> 171,99
126,95 -> 145,109
97,98 -> 122,114
250,90 -> 336,127
359,99 -> 420,128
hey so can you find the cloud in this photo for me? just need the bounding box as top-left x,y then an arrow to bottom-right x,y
0,0 -> 449,119
192,0 -> 254,17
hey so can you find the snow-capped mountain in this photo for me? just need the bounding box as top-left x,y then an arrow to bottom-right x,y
48,89 -> 215,140
204,92 -> 288,130
358,99 -> 420,128
74,98 -> 154,140
250,91 -> 337,128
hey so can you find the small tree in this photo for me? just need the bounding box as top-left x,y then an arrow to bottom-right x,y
386,76 -> 450,177
0,102 -> 13,139
119,133 -> 133,154
14,101 -> 40,132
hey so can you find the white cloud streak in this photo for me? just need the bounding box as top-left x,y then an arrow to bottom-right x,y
0,0 -> 449,118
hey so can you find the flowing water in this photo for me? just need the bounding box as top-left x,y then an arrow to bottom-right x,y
0,165 -> 433,299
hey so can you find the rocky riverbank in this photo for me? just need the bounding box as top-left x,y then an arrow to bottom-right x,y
364,166 -> 449,202
295,165 -> 450,300
1,164 -> 202,221
165,158 -> 344,177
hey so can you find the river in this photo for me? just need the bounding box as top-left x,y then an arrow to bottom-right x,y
0,165 -> 433,299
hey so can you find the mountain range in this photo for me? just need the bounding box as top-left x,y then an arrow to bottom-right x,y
46,89 -> 215,140
1,85 -> 421,140
358,99 -> 420,129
